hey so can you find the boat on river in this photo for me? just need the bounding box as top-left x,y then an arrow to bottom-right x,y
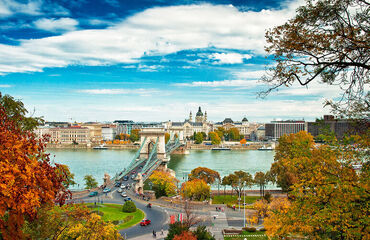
258,145 -> 273,151
93,144 -> 108,150
212,146 -> 231,151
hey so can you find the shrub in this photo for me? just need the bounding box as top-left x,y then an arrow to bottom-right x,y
243,227 -> 256,232
112,220 -> 120,225
123,215 -> 133,223
263,192 -> 272,203
259,228 -> 266,232
91,210 -> 104,216
122,201 -> 137,213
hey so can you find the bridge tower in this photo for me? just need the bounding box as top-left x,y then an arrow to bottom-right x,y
139,127 -> 167,161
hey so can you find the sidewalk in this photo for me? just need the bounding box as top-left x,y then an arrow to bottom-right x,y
127,230 -> 168,240
209,211 -> 228,240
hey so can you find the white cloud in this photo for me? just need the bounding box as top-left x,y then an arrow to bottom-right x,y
175,79 -> 260,88
0,84 -> 11,87
0,1 -> 304,74
77,88 -> 160,96
0,0 -> 42,17
33,18 -> 78,32
210,52 -> 251,64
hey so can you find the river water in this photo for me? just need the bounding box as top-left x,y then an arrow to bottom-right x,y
47,149 -> 275,190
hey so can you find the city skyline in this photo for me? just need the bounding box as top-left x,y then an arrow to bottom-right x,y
0,0 -> 341,122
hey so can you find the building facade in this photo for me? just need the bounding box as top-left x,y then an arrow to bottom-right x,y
213,117 -> 259,139
101,126 -> 117,141
114,120 -> 162,135
49,126 -> 90,144
265,120 -> 307,140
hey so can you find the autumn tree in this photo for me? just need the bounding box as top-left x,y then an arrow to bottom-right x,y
208,131 -> 221,145
227,127 -> 241,141
265,132 -> 370,239
215,127 -> 225,140
194,132 -> 203,144
165,222 -> 189,240
149,170 -> 178,198
173,231 -> 196,240
23,204 -> 122,240
223,171 -> 254,196
262,0 -> 370,117
181,179 -> 210,201
0,98 -> 70,239
84,175 -> 98,189
165,132 -> 170,144
240,138 -> 247,145
188,167 -> 220,184
269,131 -> 315,192
129,129 -> 140,142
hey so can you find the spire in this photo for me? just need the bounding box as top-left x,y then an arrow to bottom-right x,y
189,111 -> 193,122
204,111 -> 207,121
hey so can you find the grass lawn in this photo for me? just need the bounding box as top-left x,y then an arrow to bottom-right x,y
212,195 -> 261,205
224,231 -> 268,240
86,203 -> 145,230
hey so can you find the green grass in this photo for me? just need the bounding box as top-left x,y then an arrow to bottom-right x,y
224,231 -> 268,240
212,195 -> 261,205
86,203 -> 145,230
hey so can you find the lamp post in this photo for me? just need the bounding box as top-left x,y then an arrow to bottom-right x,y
238,179 -> 241,212
243,186 -> 246,227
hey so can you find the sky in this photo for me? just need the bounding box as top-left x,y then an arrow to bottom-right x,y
0,0 -> 341,123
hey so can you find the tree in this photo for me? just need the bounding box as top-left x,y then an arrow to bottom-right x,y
181,179 -> 210,201
165,222 -> 189,240
193,226 -> 216,240
208,131 -> 221,145
262,0 -> 370,117
149,170 -> 178,198
173,231 -> 196,240
165,132 -> 170,144
84,175 -> 98,189
269,131 -> 315,192
188,167 -> 220,184
0,93 -> 43,132
0,103 -> 70,239
122,201 -> 136,213
194,132 -> 203,144
227,128 -> 240,141
254,171 -> 272,197
224,171 -> 254,196
215,127 -> 225,140
264,132 -> 369,239
23,204 -> 122,240
240,138 -> 247,145
201,132 -> 207,140
129,129 -> 140,142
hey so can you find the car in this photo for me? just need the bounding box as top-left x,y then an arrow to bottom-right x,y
131,174 -> 136,180
120,184 -> 125,189
124,197 -> 132,202
114,182 -> 121,187
140,219 -> 151,226
123,176 -> 129,181
103,188 -> 111,193
117,188 -> 123,193
121,192 -> 127,197
88,191 -> 98,197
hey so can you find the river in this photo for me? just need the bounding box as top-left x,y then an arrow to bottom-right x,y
47,149 -> 275,190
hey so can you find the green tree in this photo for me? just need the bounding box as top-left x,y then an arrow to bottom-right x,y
193,226 -> 216,240
165,222 -> 189,240
254,171 -> 272,197
0,92 -> 43,132
262,0 -> 369,117
227,127 -> 240,141
201,132 -> 207,140
84,175 -> 98,189
129,129 -> 140,142
122,201 -> 136,213
194,132 -> 203,144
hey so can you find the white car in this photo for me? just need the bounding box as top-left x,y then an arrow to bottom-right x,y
117,188 -> 123,193
120,184 -> 125,189
121,192 -> 127,197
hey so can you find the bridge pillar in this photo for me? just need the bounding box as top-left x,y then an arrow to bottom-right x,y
139,128 -> 167,160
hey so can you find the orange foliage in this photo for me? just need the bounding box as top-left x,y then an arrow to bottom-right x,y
181,179 -> 210,201
173,231 -> 197,240
240,138 -> 247,144
0,105 -> 70,239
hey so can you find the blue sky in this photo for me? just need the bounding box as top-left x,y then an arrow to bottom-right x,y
0,0 -> 339,122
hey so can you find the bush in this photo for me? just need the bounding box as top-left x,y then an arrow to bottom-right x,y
123,215 -> 133,223
91,210 -> 104,216
122,201 -> 137,213
112,220 -> 120,225
263,192 -> 272,203
259,228 -> 266,232
243,227 -> 256,232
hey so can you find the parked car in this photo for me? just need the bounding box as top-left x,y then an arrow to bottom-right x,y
123,176 -> 129,181
117,188 -> 123,193
88,191 -> 98,197
121,192 -> 127,197
124,197 -> 132,202
103,188 -> 111,193
114,182 -> 121,187
140,219 -> 151,226
120,184 -> 126,189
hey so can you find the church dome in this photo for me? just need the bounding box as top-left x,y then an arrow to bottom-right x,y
196,107 -> 203,116
242,117 -> 248,122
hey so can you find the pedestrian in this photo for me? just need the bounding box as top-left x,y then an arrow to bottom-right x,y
161,228 -> 164,235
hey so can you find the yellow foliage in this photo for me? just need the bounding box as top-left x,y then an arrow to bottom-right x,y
180,179 -> 210,201
149,171 -> 178,197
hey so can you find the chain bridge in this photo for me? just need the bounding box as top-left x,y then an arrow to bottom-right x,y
114,128 -> 185,186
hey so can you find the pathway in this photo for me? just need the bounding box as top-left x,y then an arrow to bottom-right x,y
209,211 -> 229,240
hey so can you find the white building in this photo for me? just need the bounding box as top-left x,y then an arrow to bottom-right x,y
101,126 -> 117,141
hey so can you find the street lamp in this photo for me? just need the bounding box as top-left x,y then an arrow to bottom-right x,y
243,186 -> 246,227
238,179 -> 241,212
